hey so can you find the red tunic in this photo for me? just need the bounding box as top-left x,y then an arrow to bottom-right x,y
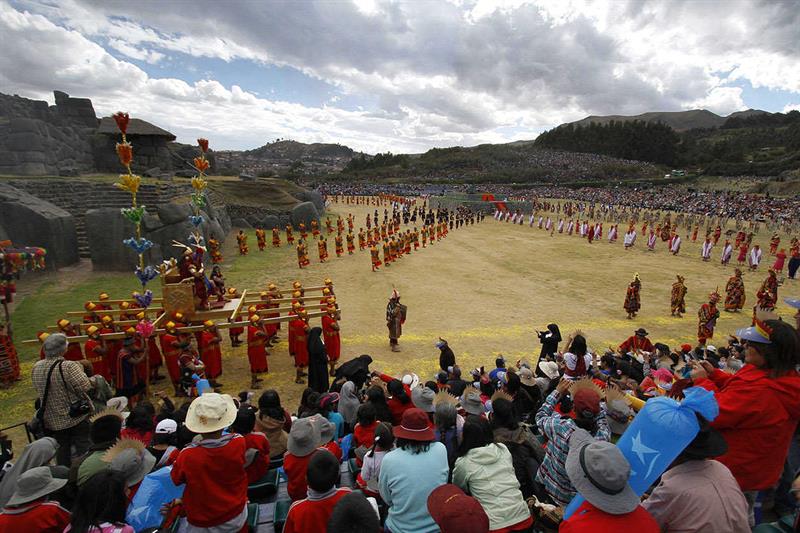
321,315 -> 341,362
147,336 -> 162,369
243,432 -> 270,483
199,330 -> 223,379
247,324 -> 269,373
64,334 -> 83,361
100,327 -> 119,379
159,333 -> 181,383
289,319 -> 309,368
0,500 -> 71,533
283,488 -> 351,533
84,338 -> 110,381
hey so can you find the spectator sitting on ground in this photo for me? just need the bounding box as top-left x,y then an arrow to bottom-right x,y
0,466 -> 70,533
452,416 -> 532,532
560,428 -> 660,532
642,415 -> 749,533
283,449 -> 351,533
427,483 -> 490,533
230,406 -> 270,484
284,417 -> 322,501
67,470 -> 135,533
379,407 -> 449,533
170,393 -> 248,531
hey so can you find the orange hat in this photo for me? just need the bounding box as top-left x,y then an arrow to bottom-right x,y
250,314 -> 261,322
165,321 -> 177,332
99,293 -> 109,301
322,288 -> 331,296
260,291 -> 268,298
85,302 -> 97,311
227,287 -> 237,295
57,319 -> 71,330
247,305 -> 257,314
327,305 -> 337,314
86,325 -> 100,336
125,327 -> 136,336
37,332 -> 50,342
135,311 -> 145,320
292,301 -> 302,309
173,312 -> 184,321
324,278 -> 332,286
292,291 -> 302,298
120,301 -> 130,310
326,297 -> 336,305
268,283 -> 277,290
203,320 -> 215,328
293,281 -> 302,289
101,315 -> 113,324
299,309 -> 308,318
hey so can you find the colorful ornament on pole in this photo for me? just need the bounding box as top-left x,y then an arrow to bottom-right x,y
135,265 -> 158,288
563,386 -> 719,519
189,215 -> 204,227
135,319 -> 155,339
124,237 -> 154,254
121,206 -> 147,224
132,289 -> 154,308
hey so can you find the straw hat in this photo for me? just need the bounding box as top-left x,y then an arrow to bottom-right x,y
99,292 -> 109,301
85,301 -> 97,311
203,320 -> 215,329
538,361 -> 560,380
185,393 -> 238,434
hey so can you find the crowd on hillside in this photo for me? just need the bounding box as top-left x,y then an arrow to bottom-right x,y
2,300 -> 800,532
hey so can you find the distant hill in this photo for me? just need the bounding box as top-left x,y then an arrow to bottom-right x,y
215,139 -> 356,176
567,109 -> 770,132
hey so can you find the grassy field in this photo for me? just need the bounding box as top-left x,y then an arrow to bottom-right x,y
3,198 -> 799,448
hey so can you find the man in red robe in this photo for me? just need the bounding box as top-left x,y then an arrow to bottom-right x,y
322,305 -> 341,377
199,320 -> 223,387
697,291 -> 720,346
247,314 -> 268,388
289,311 -> 310,384
57,319 -> 84,361
159,321 -> 183,396
84,325 -> 109,381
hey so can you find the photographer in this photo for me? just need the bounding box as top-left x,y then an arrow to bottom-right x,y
31,333 -> 94,466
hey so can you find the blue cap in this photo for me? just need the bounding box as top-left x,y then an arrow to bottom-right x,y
735,326 -> 772,345
784,298 -> 800,309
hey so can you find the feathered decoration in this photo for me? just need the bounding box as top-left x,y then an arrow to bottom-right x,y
604,384 -> 631,406
568,377 -> 603,397
490,390 -> 513,403
433,390 -> 459,407
101,438 -> 146,464
90,408 -> 125,424
114,173 -> 141,194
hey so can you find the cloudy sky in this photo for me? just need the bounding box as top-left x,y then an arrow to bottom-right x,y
1,0 -> 798,153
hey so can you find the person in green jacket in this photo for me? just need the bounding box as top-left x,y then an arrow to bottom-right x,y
452,416 -> 532,532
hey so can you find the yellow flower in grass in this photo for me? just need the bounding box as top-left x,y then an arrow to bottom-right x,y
115,173 -> 141,194
191,176 -> 208,191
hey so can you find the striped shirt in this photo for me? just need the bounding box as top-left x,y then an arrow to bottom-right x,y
535,390 -> 610,507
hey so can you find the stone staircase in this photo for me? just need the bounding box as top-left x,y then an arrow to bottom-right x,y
8,178 -> 189,258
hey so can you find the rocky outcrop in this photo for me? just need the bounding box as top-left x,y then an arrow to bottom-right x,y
0,183 -> 79,268
0,92 -> 96,176
291,202 -> 320,227
86,202 -> 229,271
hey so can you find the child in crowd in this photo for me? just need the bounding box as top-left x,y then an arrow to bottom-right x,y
353,403 -> 379,453
230,406 -> 271,483
357,422 -> 394,496
170,393 -> 248,530
283,450 -> 351,533
284,417 -> 322,501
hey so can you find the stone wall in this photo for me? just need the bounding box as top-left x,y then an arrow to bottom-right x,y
0,183 -> 79,268
0,92 -> 96,176
93,134 -> 175,174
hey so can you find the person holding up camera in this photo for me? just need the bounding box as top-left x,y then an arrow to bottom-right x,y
31,333 -> 95,466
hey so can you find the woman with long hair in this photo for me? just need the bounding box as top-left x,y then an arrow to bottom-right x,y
453,417 -> 532,532
365,385 -> 394,423
67,471 -> 133,533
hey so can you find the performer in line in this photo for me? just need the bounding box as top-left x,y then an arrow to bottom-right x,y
289,310 -> 310,384
720,239 -> 733,266
671,275 -> 687,317
647,229 -> 657,251
624,273 -> 641,320
247,314 -> 268,388
199,320 -> 223,388
670,231 -> 681,255
272,227 -> 281,247
255,228 -> 266,251
749,244 -> 762,271
700,236 -> 713,261
697,290 -> 720,347
724,268 -> 746,312
773,248 -> 787,274
286,224 -> 294,245
322,305 -> 341,377
756,269 -> 779,311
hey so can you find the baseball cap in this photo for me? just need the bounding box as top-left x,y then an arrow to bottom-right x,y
155,419 -> 178,434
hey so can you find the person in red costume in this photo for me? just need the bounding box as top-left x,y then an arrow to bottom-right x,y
199,320 -> 223,387
322,305 -> 341,377
247,315 -> 268,389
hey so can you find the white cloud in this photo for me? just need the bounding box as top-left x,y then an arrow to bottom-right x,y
784,103 -> 800,113
685,86 -> 746,116
2,0 -> 798,152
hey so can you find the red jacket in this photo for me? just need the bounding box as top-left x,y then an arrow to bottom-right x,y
695,365 -> 800,490
283,488 -> 351,533
243,432 -> 271,483
171,434 -> 248,527
284,451 -> 317,501
560,501 -> 659,533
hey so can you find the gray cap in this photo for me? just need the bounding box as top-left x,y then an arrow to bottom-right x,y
288,417 -> 321,457
461,391 -> 484,417
42,333 -> 68,359
412,386 -> 435,413
7,466 -> 67,506
565,429 -> 639,515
